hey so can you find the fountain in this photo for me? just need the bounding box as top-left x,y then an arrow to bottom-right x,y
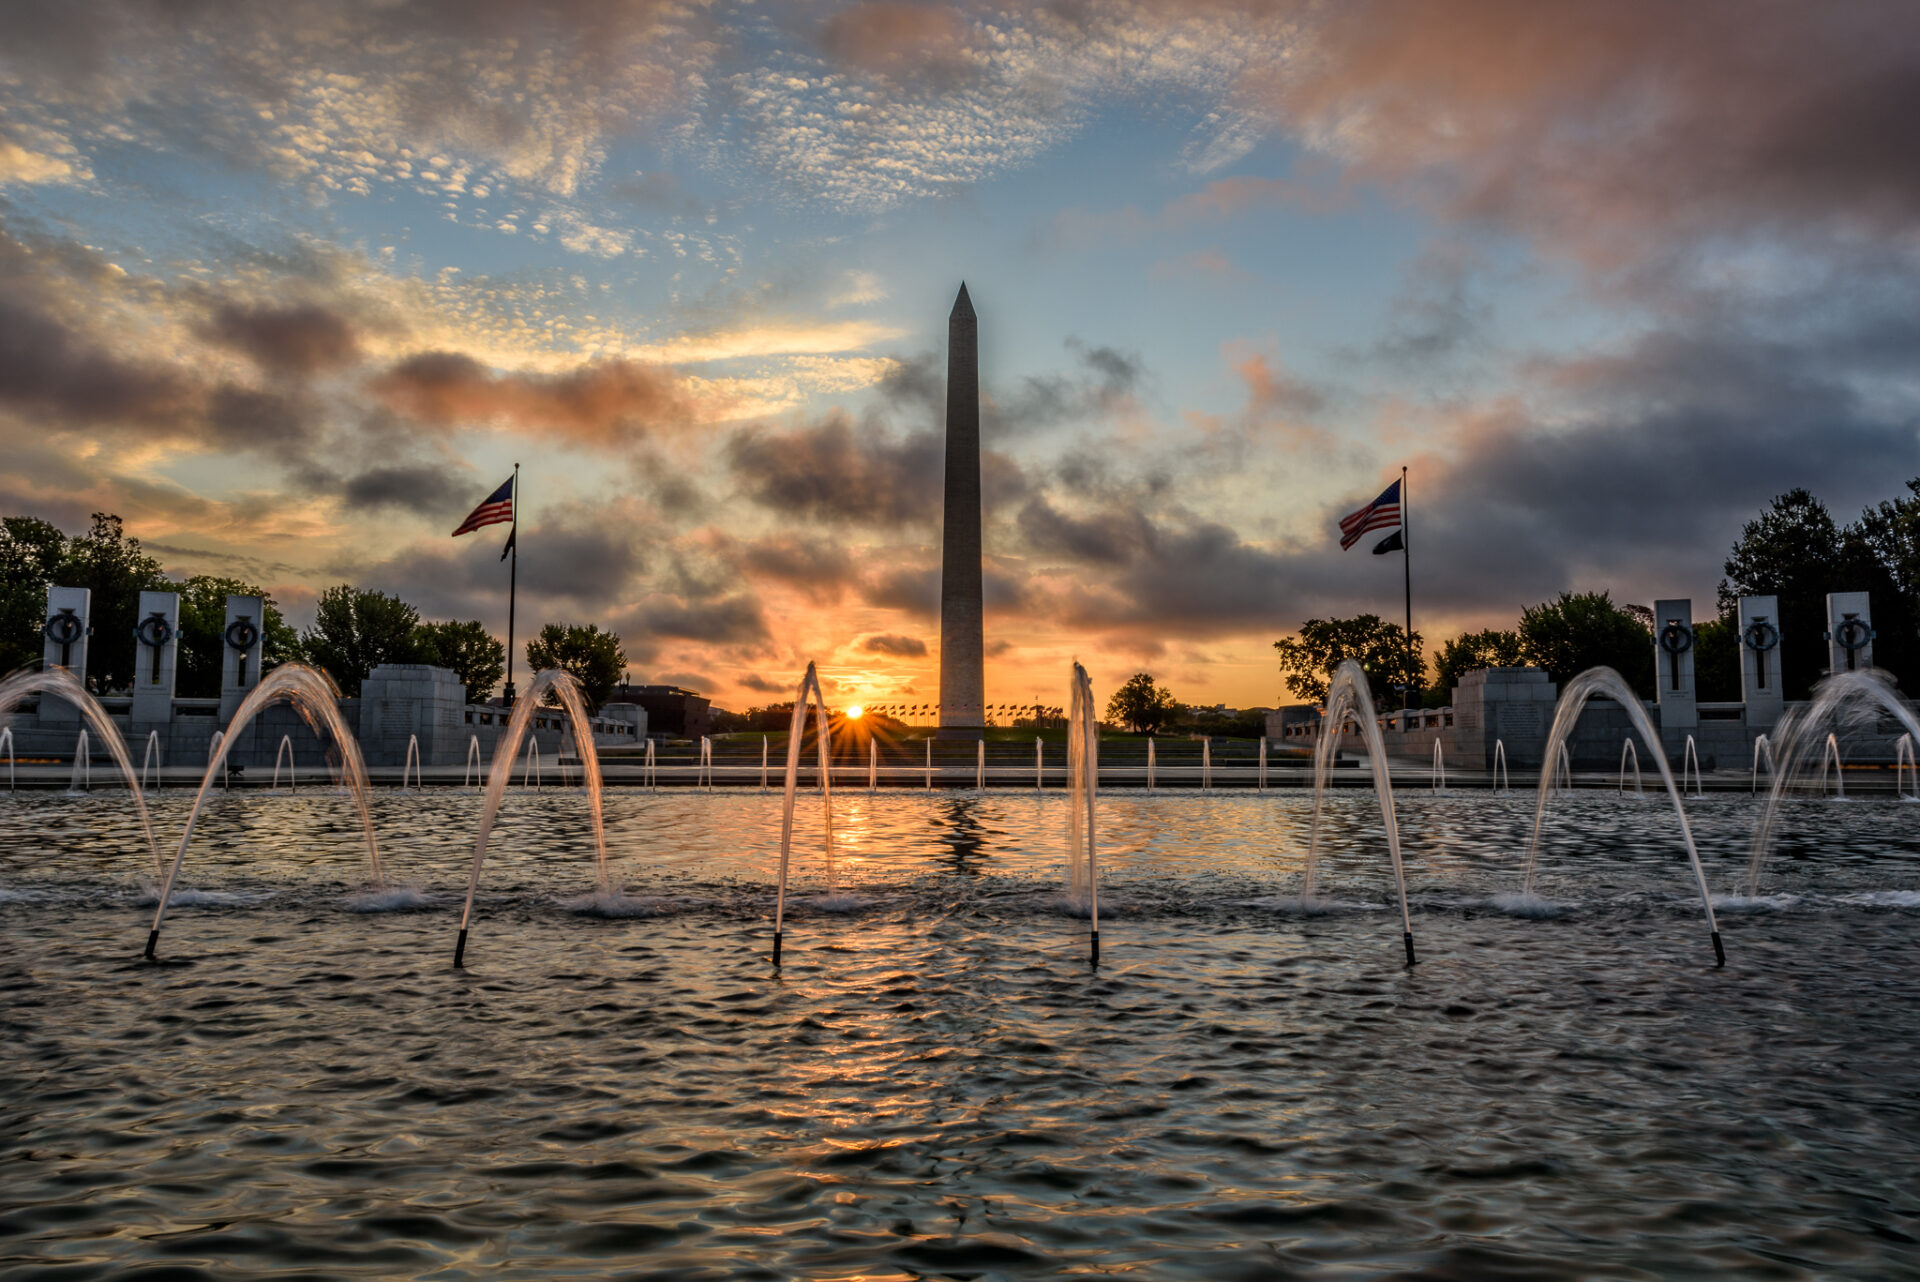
401,734 -> 422,790
272,734 -> 296,792
1035,736 -> 1043,791
0,668 -> 160,874
1812,736 -> 1843,794
453,668 -> 609,967
1202,737 -> 1213,790
521,737 -> 542,788
771,662 -> 835,964
1683,734 -> 1703,796
1146,738 -> 1156,791
1897,734 -> 1916,801
1432,740 -> 1446,794
1556,742 -> 1573,793
209,730 -> 233,791
868,738 -> 877,792
141,730 -> 162,792
1258,736 -> 1268,792
1066,662 -> 1100,964
1493,739 -> 1509,793
760,735 -> 768,791
644,737 -> 657,791
924,739 -> 932,789
1619,738 -> 1642,795
146,665 -> 383,959
1752,733 -> 1775,795
1747,669 -> 1920,895
67,728 -> 89,793
1302,661 -> 1416,966
699,735 -> 713,790
464,735 -> 482,788
1520,667 -> 1722,965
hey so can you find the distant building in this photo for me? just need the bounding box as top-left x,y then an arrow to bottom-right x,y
610,684 -> 712,740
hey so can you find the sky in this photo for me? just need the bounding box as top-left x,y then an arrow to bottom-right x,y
2,1 -> 1917,713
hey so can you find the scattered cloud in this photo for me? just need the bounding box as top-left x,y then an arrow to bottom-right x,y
859,631 -> 927,657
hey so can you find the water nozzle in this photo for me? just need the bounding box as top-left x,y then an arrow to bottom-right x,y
772,932 -> 782,966
1089,930 -> 1099,967
453,928 -> 467,969
1403,931 -> 1416,967
1711,930 -> 1725,968
144,928 -> 159,961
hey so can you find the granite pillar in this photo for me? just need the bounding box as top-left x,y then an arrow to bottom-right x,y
1825,590 -> 1874,674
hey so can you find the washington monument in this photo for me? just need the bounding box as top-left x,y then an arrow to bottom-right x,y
938,283 -> 985,736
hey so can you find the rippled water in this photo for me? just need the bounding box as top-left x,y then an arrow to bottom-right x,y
5,787 -> 1919,1279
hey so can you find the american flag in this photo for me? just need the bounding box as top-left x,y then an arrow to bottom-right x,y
1338,479 -> 1401,550
453,477 -> 514,536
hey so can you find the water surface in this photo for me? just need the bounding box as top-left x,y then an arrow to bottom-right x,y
5,789 -> 1918,1278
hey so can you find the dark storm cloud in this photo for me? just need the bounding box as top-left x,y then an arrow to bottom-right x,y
202,301 -> 360,377
725,409 -> 1030,529
859,632 -> 927,657
725,411 -> 941,527
736,672 -> 787,694
340,465 -> 468,515
0,293 -> 198,430
861,565 -> 937,617
1016,497 -> 1152,567
723,533 -> 858,603
639,595 -> 770,645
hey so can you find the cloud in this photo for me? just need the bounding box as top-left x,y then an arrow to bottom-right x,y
202,301 -> 361,377
726,533 -> 858,601
724,411 -> 945,528
1048,174 -> 1346,249
1268,0 -> 1920,272
630,320 -> 905,365
859,631 -> 927,657
340,465 -> 468,516
370,351 -> 699,447
638,594 -> 770,645
0,0 -> 702,205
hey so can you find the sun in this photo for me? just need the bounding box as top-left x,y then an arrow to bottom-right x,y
845,704 -> 864,720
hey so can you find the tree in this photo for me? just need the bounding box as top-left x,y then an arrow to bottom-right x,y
1855,479 -> 1920,601
415,619 -> 505,704
176,576 -> 298,698
1718,488 -> 1913,697
1274,615 -> 1422,706
526,622 -> 625,712
1517,591 -> 1653,695
0,516 -> 68,674
300,585 -> 425,696
55,513 -> 168,689
1692,616 -> 1741,702
1105,672 -> 1181,734
1430,628 -> 1523,703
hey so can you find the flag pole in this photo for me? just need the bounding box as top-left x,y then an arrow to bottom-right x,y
505,462 -> 520,707
1401,464 -> 1413,710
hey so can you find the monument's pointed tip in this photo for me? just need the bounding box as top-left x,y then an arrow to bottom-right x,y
951,282 -> 974,318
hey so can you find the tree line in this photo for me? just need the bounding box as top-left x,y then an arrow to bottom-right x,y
1274,481 -> 1920,707
1,512 -> 629,711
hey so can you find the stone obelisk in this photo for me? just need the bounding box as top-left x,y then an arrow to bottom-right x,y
938,283 -> 985,737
